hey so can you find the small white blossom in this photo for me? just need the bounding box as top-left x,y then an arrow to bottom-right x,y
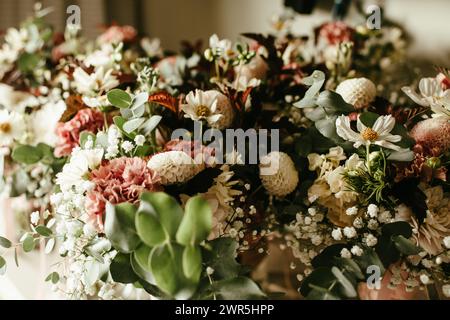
308,208 -> 317,216
443,236 -> 450,249
30,211 -> 40,225
351,245 -> 363,256
368,219 -> 379,230
206,267 -> 215,276
346,206 -> 358,216
353,217 -> 364,229
419,274 -> 430,285
343,226 -> 357,239
340,248 -> 352,258
332,228 -> 343,241
121,141 -> 134,153
134,135 -> 145,146
365,234 -> 378,247
367,204 -> 379,218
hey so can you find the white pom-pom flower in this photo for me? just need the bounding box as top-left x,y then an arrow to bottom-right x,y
147,151 -> 203,185
336,77 -> 376,109
259,151 -> 299,197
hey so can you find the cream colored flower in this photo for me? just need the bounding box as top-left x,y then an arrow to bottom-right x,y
336,114 -> 403,151
147,151 -> 203,185
260,151 -> 299,197
181,89 -> 222,126
402,77 -> 450,118
409,186 -> 450,256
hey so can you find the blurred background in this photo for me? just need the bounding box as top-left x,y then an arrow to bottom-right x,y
0,0 -> 449,71
0,0 -> 449,299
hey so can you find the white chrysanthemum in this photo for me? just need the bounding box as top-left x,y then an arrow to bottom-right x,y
180,89 -> 222,126
336,77 -> 376,109
73,67 -> 119,96
56,148 -> 104,192
29,100 -> 66,146
209,91 -> 235,129
259,151 -> 299,197
147,151 -> 203,185
0,109 -> 25,146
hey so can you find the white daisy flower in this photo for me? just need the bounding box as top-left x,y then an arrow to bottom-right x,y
208,34 -> 234,59
181,89 -> 222,126
336,114 -> 402,151
402,77 -> 450,118
73,67 -> 119,96
0,109 -> 25,146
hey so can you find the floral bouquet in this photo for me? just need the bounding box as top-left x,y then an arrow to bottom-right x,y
0,4 -> 449,301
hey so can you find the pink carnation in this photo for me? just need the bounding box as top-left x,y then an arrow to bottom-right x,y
98,25 -> 137,44
54,109 -> 105,157
86,157 -> 161,230
318,21 -> 354,45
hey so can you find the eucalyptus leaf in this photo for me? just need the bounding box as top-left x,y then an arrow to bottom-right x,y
209,277 -> 266,300
149,243 -> 196,298
393,235 -> 422,256
176,196 -> 212,246
317,90 -> 354,114
123,117 -> 146,134
182,245 -> 202,282
110,253 -> 139,284
331,266 -> 357,298
22,235 -> 35,252
0,256 -> 6,276
105,202 -> 141,253
135,200 -> 167,247
140,192 -> 183,240
0,236 -> 12,249
35,226 -> 53,237
12,145 -> 42,165
141,115 -> 162,136
131,92 -> 149,109
107,89 -> 132,108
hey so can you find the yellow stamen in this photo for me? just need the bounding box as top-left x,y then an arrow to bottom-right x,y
196,105 -> 211,118
0,123 -> 11,134
361,128 -> 379,141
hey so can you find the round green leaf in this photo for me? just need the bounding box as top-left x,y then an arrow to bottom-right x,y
12,145 -> 43,165
105,202 -> 141,253
0,236 -> 12,249
131,244 -> 155,284
176,196 -> 212,246
140,192 -> 183,240
22,235 -> 36,252
0,256 -> 6,276
182,245 -> 202,282
135,210 -> 166,247
35,226 -> 53,237
107,89 -> 132,108
149,244 -> 196,298
110,253 -> 139,284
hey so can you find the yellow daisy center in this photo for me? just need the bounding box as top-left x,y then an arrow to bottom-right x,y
196,105 -> 211,118
0,122 -> 11,134
361,128 -> 379,141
